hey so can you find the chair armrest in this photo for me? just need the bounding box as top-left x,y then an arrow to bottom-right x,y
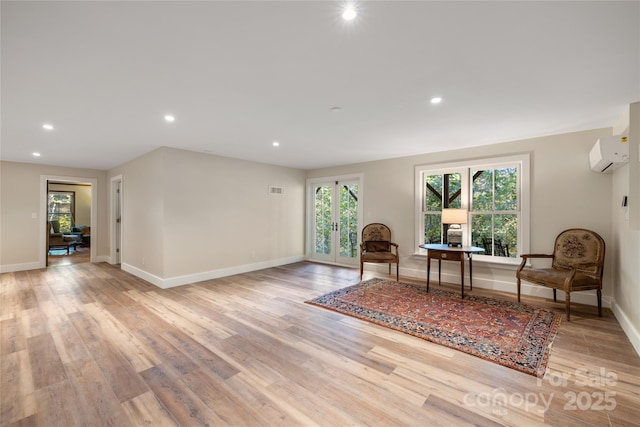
390,242 -> 399,254
520,254 -> 554,259
517,253 -> 554,274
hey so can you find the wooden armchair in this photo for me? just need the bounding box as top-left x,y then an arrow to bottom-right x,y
516,228 -> 605,321
360,223 -> 399,281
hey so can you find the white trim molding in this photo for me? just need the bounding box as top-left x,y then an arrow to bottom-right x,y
0,261 -> 43,273
122,255 -> 306,289
110,175 -> 123,265
611,300 -> 640,357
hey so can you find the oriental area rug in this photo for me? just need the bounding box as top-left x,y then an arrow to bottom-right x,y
306,278 -> 561,377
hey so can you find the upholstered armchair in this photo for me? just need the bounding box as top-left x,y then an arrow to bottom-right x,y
516,228 -> 605,321
48,220 -> 79,254
360,223 -> 399,281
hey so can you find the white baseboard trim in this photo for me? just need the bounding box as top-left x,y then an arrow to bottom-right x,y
370,265 -> 613,309
122,255 -> 306,289
611,301 -> 640,357
0,261 -> 43,273
121,263 -> 165,287
95,255 -> 110,263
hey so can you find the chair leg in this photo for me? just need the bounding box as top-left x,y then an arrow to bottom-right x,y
517,278 -> 521,302
553,289 -> 557,302
597,289 -> 602,317
396,262 -> 399,281
388,263 -> 391,275
360,262 -> 363,281
565,292 -> 571,322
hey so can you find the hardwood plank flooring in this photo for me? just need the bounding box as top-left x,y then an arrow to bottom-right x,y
1,261 -> 639,426
47,246 -> 90,267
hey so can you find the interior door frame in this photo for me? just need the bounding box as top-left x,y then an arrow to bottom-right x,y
40,174 -> 98,268
306,173 -> 364,266
110,175 -> 123,265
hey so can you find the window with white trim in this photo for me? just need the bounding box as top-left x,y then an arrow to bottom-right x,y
415,154 -> 529,264
48,191 -> 75,233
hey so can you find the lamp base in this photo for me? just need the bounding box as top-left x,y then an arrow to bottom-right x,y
447,226 -> 463,247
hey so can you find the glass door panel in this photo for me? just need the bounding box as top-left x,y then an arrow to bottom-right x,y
314,184 -> 333,258
338,181 -> 359,263
310,179 -> 360,266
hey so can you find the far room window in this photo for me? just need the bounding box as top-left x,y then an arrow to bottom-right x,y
415,154 -> 529,264
48,191 -> 75,233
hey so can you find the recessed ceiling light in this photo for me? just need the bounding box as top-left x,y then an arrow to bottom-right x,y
42,124 -> 54,130
32,152 -> 41,157
164,115 -> 175,122
430,97 -> 443,104
273,141 -> 280,147
342,6 -> 357,21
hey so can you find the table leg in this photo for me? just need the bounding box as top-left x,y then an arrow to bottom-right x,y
468,254 -> 473,290
460,256 -> 465,298
426,254 -> 431,292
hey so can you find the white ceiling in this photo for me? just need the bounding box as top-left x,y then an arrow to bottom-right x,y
2,1 -> 639,171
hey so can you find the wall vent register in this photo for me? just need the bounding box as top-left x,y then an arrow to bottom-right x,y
269,186 -> 285,195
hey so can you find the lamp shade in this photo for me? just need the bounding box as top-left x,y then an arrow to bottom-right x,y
441,208 -> 468,224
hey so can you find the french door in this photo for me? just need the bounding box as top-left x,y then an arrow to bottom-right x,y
309,177 -> 361,266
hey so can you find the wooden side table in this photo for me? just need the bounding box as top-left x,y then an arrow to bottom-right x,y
419,244 -> 485,298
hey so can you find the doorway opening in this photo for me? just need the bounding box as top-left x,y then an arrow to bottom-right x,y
41,175 -> 97,268
47,183 -> 91,266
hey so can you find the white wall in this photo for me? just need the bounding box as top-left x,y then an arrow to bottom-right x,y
108,147 -> 306,287
0,161 -> 108,271
109,148 -> 166,278
611,102 -> 640,354
307,128 -> 615,302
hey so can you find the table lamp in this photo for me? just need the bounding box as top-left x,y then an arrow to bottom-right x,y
442,208 -> 468,247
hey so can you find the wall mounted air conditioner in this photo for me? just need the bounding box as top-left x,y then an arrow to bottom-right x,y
589,135 -> 629,173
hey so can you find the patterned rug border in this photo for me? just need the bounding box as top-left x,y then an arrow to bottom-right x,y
305,278 -> 561,377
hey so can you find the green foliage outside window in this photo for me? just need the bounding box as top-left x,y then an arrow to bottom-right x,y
471,167 -> 518,257
314,184 -> 359,258
424,213 -> 442,244
48,191 -> 74,233
339,184 -> 359,258
314,186 -> 332,255
424,173 -> 461,244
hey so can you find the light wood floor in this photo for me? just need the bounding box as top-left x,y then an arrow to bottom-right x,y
1,262 -> 638,426
47,246 -> 90,267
